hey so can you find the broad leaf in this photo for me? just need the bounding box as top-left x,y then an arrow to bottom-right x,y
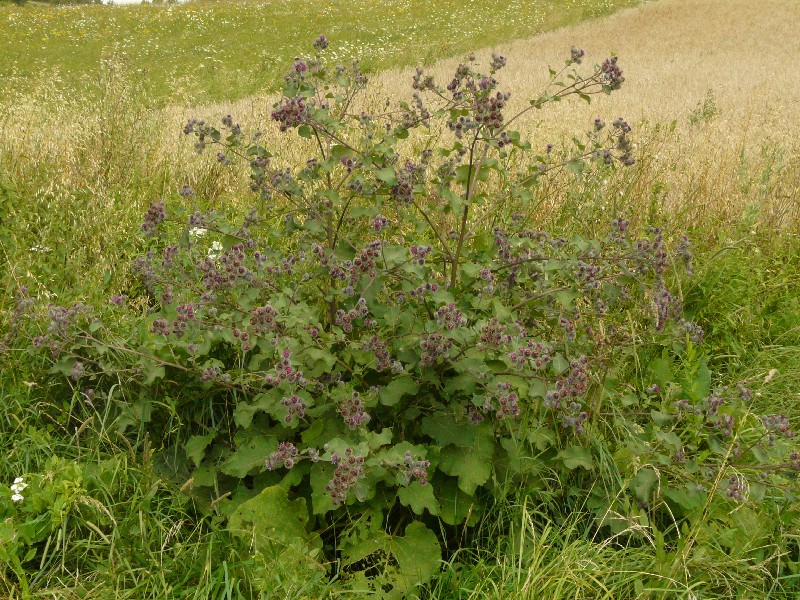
398,482 -> 440,516
379,375 -> 418,406
437,431 -> 494,493
185,434 -> 214,468
556,445 -> 594,470
228,486 -> 323,577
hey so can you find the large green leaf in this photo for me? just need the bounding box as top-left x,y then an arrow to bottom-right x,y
228,486 -> 323,577
303,347 -> 337,377
220,432 -> 276,478
648,356 -> 674,388
233,392 -> 279,429
391,522 -> 441,592
631,467 -> 659,503
343,521 -> 441,597
184,434 -> 214,468
398,482 -> 440,516
437,430 -> 494,493
375,167 -> 397,186
421,415 -> 490,448
436,476 -> 481,526
379,375 -> 418,406
498,436 -> 544,476
682,356 -> 711,402
556,445 -> 594,470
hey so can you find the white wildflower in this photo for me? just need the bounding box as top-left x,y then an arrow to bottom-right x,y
10,477 -> 27,503
189,227 -> 207,239
207,241 -> 223,260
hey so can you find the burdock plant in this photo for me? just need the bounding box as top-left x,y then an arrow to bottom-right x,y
14,39 -> 799,595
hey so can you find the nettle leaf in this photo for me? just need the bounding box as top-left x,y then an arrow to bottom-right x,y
437,429 -> 495,494
682,356 -> 711,402
379,375 -> 418,406
556,445 -> 594,471
398,482 -> 440,516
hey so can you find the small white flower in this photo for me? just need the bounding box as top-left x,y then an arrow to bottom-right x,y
207,241 -> 223,260
189,227 -> 207,239
29,245 -> 52,253
10,477 -> 26,502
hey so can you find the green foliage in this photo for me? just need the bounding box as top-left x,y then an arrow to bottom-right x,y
227,486 -> 328,594
9,40 -> 800,596
689,88 -> 720,125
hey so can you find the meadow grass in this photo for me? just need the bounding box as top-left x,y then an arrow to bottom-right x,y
1,0 -> 800,597
0,0 -> 644,105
